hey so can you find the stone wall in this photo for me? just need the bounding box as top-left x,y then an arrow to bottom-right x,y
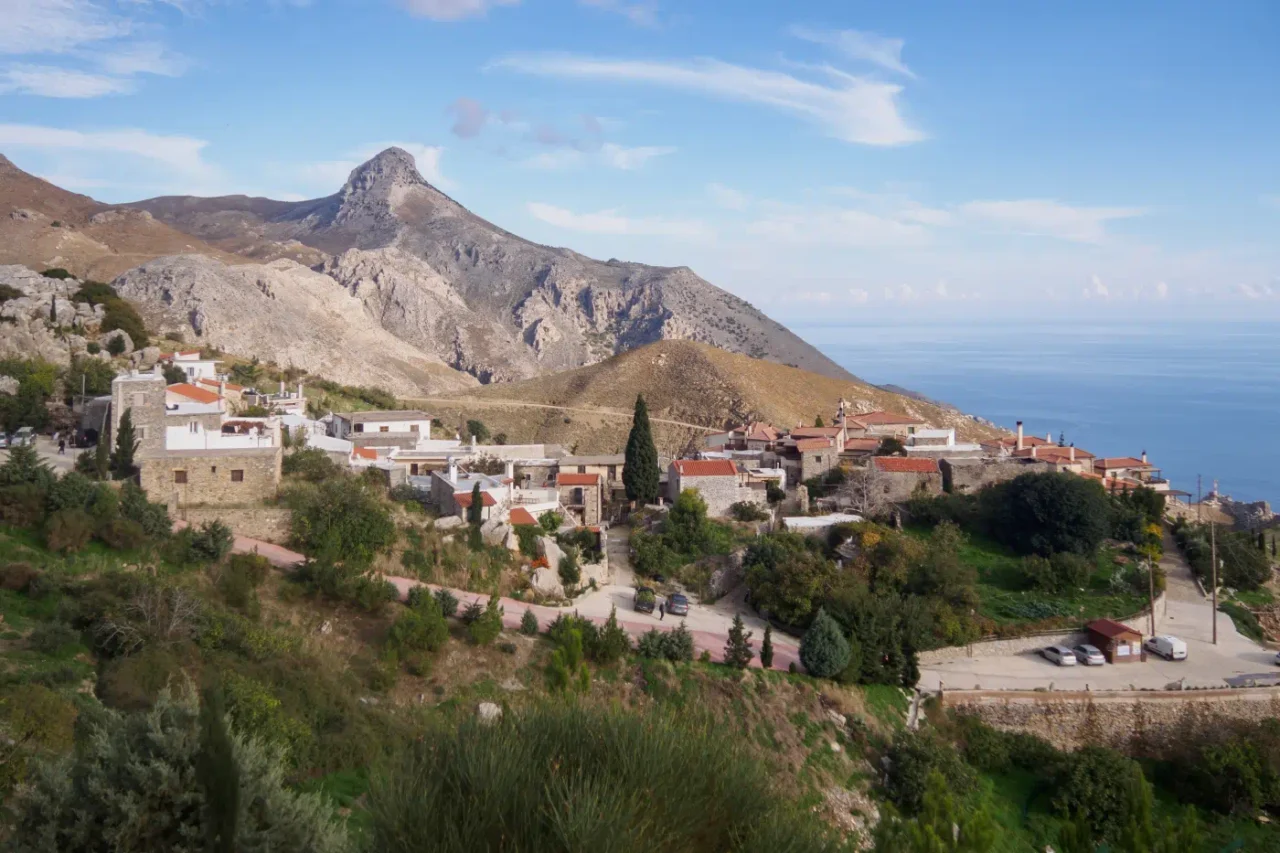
878,470 -> 942,503
918,591 -> 1166,665
944,687 -> 1280,754
799,448 -> 839,482
939,458 -> 1034,494
351,433 -> 420,450
111,373 -> 166,455
166,411 -> 223,434
140,447 -> 283,509
179,505 -> 292,544
675,475 -> 741,518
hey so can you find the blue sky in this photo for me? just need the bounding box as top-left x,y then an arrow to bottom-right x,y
2,0 -> 1277,319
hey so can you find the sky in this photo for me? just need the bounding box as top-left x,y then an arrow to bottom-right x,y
1,0 -> 1277,320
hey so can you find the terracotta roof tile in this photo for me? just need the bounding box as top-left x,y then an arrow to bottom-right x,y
1095,457 -> 1151,469
873,457 -> 939,474
351,447 -> 377,460
167,383 -> 221,405
1087,619 -> 1140,639
794,437 -> 834,452
791,426 -> 842,438
454,490 -> 497,508
843,438 -> 881,451
508,507 -> 538,526
557,473 -> 602,486
672,459 -> 738,477
196,377 -> 244,392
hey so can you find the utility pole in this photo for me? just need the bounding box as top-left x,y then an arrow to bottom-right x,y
1197,474 -> 1202,522
1147,557 -> 1156,637
1211,519 -> 1218,645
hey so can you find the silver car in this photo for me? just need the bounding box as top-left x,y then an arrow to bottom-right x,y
1073,644 -> 1106,666
10,427 -> 35,447
1040,645 -> 1078,666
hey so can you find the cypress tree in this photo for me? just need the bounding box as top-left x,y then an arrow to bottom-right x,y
1272,536 -> 1276,559
814,415 -> 824,428
94,434 -> 110,480
623,394 -> 660,505
467,482 -> 483,526
111,408 -> 139,481
197,684 -> 240,853
1260,530 -> 1267,552
723,613 -> 754,669
799,608 -> 850,679
759,624 -> 774,669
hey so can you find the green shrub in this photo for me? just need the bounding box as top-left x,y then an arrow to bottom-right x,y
545,627 -> 590,693
0,683 -> 77,796
467,596 -> 503,646
45,508 -> 93,553
45,471 -> 96,513
0,562 -> 38,592
459,600 -> 483,624
222,671 -> 314,767
985,472 -> 1110,557
434,588 -> 459,618
119,482 -> 171,538
99,298 -> 149,348
538,510 -> 564,534
558,544 -> 581,588
86,342 -> 101,355
41,268 -> 72,280
28,622 -> 81,655
519,608 -> 539,635
96,517 -> 148,551
0,484 -> 48,527
172,519 -> 233,565
286,475 -> 396,569
219,552 -> 270,615
636,622 -> 695,663
729,501 -> 770,522
884,730 -> 977,816
365,704 -> 841,853
594,605 -> 632,663
799,608 -> 850,678
105,335 -> 127,356
282,447 -> 341,482
387,596 -> 449,657
1052,746 -> 1150,842
464,419 -> 489,443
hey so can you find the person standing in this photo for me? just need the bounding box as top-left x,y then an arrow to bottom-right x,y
658,600 -> 665,621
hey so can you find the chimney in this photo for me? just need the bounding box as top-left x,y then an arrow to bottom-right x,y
1069,446 -> 1076,462
279,379 -> 285,395
1141,450 -> 1148,464
505,461 -> 515,501
1015,421 -> 1024,451
296,382 -> 304,399
1031,446 -> 1038,459
447,458 -> 458,485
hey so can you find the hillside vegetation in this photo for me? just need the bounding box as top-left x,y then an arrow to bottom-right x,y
415,340 -> 1002,456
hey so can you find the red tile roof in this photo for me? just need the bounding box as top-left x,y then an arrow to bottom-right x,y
795,437 -> 834,452
791,426 -> 842,438
1013,446 -> 1095,462
1095,457 -> 1151,469
852,411 -> 926,427
672,459 -> 738,477
167,383 -> 221,404
454,490 -> 497,508
873,457 -> 940,474
1087,618 -> 1141,639
557,473 -> 602,487
196,377 -> 244,392
985,434 -> 1055,449
843,438 -> 881,452
745,423 -> 779,441
508,507 -> 538,526
351,447 -> 377,460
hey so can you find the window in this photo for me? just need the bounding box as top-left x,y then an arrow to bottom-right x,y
137,426 -> 147,440
379,426 -> 389,433
573,487 -> 584,506
132,392 -> 147,407
189,421 -> 199,433
211,466 -> 217,473
174,470 -> 188,484
410,424 -> 419,433
354,423 -> 364,433
231,470 -> 244,483
815,455 -> 823,464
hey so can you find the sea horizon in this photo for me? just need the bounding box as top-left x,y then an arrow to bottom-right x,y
795,318 -> 1278,507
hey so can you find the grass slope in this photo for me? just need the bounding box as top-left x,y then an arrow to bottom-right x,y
414,340 -> 1003,455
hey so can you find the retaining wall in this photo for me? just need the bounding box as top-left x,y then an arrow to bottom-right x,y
179,505 -> 292,545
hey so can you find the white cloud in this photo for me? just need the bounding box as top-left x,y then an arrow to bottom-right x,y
399,0 -> 518,21
598,142 -> 675,170
0,65 -> 133,97
960,199 -> 1146,243
522,149 -> 585,170
848,288 -> 869,303
0,123 -> 213,175
579,0 -> 658,27
1083,273 -> 1110,300
1262,195 -> 1280,210
934,280 -> 949,298
96,41 -> 186,77
494,54 -> 924,146
1153,281 -> 1168,299
1238,283 -> 1274,300
708,182 -> 749,210
788,25 -> 915,78
527,201 -> 710,239
0,0 -> 132,55
448,97 -> 488,138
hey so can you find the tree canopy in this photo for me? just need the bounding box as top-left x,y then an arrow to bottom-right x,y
623,394 -> 660,505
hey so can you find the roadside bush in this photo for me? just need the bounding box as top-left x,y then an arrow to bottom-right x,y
545,628 -> 590,693
883,730 -> 977,816
519,608 -> 539,635
799,608 -> 850,679
1171,722 -> 1280,815
119,482 -> 170,538
282,447 -> 340,483
366,703 -> 842,853
287,475 -> 396,569
434,588 -> 459,618
386,596 -> 449,658
636,623 -> 694,663
468,596 -> 503,645
45,508 -> 93,554
45,471 -> 96,513
1051,746 -> 1150,841
178,519 -> 234,564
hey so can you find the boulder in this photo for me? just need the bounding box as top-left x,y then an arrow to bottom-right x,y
434,515 -> 465,531
476,702 -> 503,725
480,518 -> 509,545
0,375 -> 19,395
52,298 -> 77,325
539,536 -> 565,576
529,564 -> 565,598
134,346 -> 162,368
100,329 -> 134,355
579,558 -> 609,589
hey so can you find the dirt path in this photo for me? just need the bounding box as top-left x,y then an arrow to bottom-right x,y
231,531 -> 801,671
410,397 -> 719,433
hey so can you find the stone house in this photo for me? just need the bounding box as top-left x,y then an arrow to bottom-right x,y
556,472 -> 603,527
794,437 -> 840,482
330,410 -> 432,449
904,428 -> 984,459
844,411 -> 927,438
871,456 -> 943,503
1094,454 -> 1168,490
667,459 -> 767,518
160,351 -> 219,381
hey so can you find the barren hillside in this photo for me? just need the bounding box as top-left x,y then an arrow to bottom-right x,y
413,340 -> 1003,455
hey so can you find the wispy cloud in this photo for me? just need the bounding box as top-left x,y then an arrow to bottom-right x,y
522,142 -> 675,171
599,142 -> 675,169
579,0 -> 659,28
789,25 -> 915,78
708,182 -> 750,210
447,96 -> 488,138
0,123 -> 213,175
743,204 -> 931,247
494,54 -> 924,146
527,201 -> 709,239
0,65 -> 133,97
960,199 -> 1146,243
399,0 -> 518,21
0,0 -> 132,55
96,41 -> 187,77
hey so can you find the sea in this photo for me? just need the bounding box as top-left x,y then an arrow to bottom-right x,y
796,320 -> 1280,506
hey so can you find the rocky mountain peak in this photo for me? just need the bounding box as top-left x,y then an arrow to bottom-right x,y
343,147 -> 428,196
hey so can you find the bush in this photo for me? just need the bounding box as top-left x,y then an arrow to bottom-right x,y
96,517 -> 147,551
0,562 -> 39,593
545,628 -> 590,693
119,482 -> 171,538
558,544 -> 581,588
99,298 -> 149,348
799,608 -> 850,678
0,484 -> 47,527
729,501 -> 769,522
287,475 -> 396,569
282,447 -> 341,483
464,419 -> 489,443
468,596 -> 503,646
594,605 -> 632,663
1051,746 -> 1150,842
9,687 -> 347,851
180,519 -> 234,564
44,508 -> 93,553
538,510 -> 564,534
883,730 -> 977,816
985,472 -> 1111,557
434,588 -> 459,618
1021,551 -> 1093,593
366,704 -> 842,853
45,471 -> 96,513
219,552 -> 271,615
766,482 -> 785,505
519,608 -> 539,635
28,622 -> 81,655
636,623 -> 694,663
387,597 -> 449,658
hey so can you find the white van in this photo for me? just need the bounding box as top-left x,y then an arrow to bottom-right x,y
1144,635 -> 1187,661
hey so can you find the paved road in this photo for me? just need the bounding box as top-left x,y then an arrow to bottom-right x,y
920,534 -> 1271,691
230,529 -> 801,671
0,436 -> 76,473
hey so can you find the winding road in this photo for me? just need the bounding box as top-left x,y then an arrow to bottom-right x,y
408,397 -> 720,433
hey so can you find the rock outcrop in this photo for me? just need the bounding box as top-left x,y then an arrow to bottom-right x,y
0,265 -> 105,364
112,255 -> 477,396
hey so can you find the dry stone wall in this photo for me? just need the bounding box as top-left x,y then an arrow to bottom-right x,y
944,687 -> 1280,754
179,506 -> 292,544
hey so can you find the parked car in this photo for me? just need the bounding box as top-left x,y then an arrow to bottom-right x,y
1144,635 -> 1188,661
1040,645 -> 1078,666
634,586 -> 656,614
1073,644 -> 1106,666
0,433 -> 8,449
666,593 -> 690,617
10,427 -> 35,447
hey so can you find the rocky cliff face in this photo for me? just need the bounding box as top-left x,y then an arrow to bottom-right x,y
125,148 -> 851,385
112,255 -> 478,396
